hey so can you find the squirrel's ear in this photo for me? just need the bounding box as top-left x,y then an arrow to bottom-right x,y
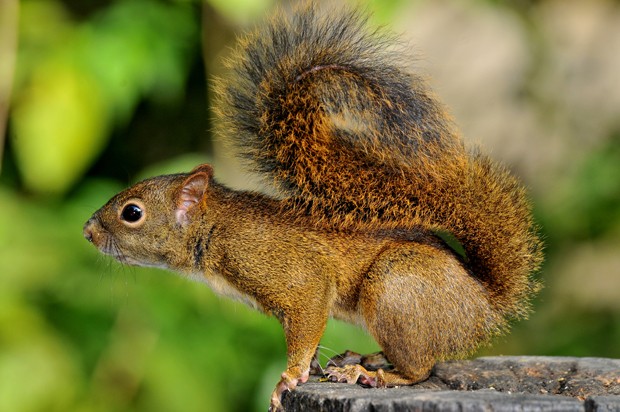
175,165 -> 213,226
190,163 -> 214,175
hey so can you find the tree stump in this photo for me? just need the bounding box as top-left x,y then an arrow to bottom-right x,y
281,356 -> 620,411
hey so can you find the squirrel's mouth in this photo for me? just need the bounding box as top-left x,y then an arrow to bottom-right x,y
83,217 -> 128,263
89,235 -> 145,267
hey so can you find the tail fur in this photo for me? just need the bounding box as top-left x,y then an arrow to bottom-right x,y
215,3 -> 543,321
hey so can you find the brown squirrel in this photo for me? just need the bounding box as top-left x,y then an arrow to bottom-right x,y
83,3 -> 543,411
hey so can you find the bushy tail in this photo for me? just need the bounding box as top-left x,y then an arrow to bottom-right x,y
215,3 -> 543,320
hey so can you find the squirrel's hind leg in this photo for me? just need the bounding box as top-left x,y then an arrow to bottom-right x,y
355,241 -> 498,387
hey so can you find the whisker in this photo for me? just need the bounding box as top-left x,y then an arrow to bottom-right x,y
315,344 -> 344,372
317,344 -> 340,357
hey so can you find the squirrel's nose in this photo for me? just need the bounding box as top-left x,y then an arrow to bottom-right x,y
83,218 -> 96,243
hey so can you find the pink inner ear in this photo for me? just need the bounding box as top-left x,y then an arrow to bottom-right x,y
175,173 -> 208,225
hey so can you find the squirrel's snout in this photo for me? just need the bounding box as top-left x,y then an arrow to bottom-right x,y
83,218 -> 97,243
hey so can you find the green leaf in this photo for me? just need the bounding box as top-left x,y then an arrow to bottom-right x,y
11,58 -> 109,195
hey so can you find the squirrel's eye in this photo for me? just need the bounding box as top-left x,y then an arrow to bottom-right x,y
121,204 -> 143,223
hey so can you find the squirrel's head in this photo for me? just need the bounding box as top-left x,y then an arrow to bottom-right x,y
83,164 -> 214,269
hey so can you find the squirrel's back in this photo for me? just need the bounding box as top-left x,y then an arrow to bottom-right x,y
215,3 -> 543,325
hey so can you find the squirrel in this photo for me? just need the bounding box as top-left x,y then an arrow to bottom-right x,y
83,3 -> 543,411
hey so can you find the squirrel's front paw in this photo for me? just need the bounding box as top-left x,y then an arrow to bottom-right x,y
269,369 -> 309,411
269,383 -> 287,412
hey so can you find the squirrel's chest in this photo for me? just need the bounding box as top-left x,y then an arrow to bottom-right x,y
188,269 -> 262,311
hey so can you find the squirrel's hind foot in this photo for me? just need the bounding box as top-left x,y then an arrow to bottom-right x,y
324,364 -> 425,388
323,350 -> 427,387
325,364 -> 387,387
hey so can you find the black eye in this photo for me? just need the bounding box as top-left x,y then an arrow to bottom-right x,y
121,204 -> 143,222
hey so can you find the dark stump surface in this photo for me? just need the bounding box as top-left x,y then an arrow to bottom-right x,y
281,356 -> 620,411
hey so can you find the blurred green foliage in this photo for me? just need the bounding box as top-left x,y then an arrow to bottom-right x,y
11,0 -> 198,195
544,135 -> 620,243
1,0 -> 619,411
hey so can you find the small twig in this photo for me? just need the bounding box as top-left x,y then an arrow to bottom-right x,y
0,0 -> 20,175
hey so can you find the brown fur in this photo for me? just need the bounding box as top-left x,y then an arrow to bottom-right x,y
84,3 -> 543,411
